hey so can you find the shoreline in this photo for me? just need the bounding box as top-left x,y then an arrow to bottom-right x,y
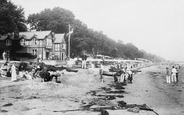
123,65 -> 184,115
151,66 -> 184,109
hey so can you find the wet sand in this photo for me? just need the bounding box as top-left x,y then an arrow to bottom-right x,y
124,65 -> 184,115
0,65 -> 184,115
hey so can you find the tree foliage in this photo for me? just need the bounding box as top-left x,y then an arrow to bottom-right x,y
27,7 -> 164,62
0,0 -> 27,35
27,7 -> 75,33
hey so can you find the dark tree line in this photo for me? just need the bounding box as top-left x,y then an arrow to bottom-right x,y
0,1 -> 164,62
0,0 -> 28,60
0,0 -> 27,35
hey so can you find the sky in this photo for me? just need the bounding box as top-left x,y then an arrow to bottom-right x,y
11,0 -> 184,61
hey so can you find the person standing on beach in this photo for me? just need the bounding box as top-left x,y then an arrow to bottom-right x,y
120,68 -> 126,82
2,51 -> 7,60
166,67 -> 171,83
176,67 -> 179,83
171,66 -> 177,83
127,69 -> 133,83
11,63 -> 17,82
81,54 -> 87,69
99,63 -> 104,83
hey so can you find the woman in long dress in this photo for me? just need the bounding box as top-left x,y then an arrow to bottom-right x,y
11,63 -> 17,81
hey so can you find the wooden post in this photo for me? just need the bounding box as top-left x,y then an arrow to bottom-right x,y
67,24 -> 73,60
68,33 -> 71,59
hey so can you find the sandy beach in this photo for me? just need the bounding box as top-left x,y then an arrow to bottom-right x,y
124,65 -> 184,115
0,65 -> 184,115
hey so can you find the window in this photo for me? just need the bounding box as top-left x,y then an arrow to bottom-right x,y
32,49 -> 37,55
32,38 -> 37,45
35,40 -> 37,45
55,44 -> 60,51
38,40 -> 42,46
25,41 -> 28,45
46,39 -> 52,48
61,44 -> 66,50
20,39 -> 25,46
6,39 -> 11,46
61,52 -> 64,61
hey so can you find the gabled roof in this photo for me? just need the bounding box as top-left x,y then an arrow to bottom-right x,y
0,34 -> 14,41
54,34 -> 65,44
19,30 -> 52,40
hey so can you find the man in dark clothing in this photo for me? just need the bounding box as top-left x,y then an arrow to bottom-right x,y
39,67 -> 51,82
81,54 -> 87,69
113,70 -> 125,83
176,67 -> 179,83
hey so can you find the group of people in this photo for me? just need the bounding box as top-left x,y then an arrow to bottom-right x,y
0,61 -> 37,82
99,62 -> 133,83
1,59 -> 75,83
0,62 -> 19,82
112,64 -> 133,83
166,65 -> 179,84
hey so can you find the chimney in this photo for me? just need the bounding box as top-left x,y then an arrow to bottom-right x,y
14,27 -> 19,40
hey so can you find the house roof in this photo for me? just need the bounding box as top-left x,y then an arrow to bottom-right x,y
54,34 -> 65,43
0,34 -> 14,41
19,30 -> 52,40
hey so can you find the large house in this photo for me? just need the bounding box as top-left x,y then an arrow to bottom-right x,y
19,30 -> 67,61
0,34 -> 13,60
53,34 -> 66,61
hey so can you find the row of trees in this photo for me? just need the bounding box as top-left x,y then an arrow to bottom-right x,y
0,0 -> 164,62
